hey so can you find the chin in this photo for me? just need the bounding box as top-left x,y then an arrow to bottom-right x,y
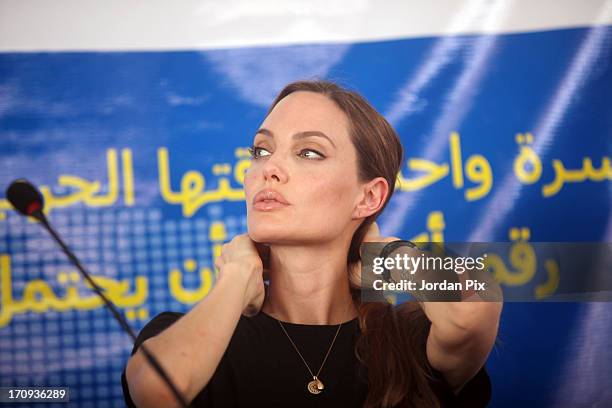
247,221 -> 287,243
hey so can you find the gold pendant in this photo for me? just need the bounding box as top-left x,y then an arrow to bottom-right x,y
307,376 -> 324,394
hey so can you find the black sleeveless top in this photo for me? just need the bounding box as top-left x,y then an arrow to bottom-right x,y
121,311 -> 491,407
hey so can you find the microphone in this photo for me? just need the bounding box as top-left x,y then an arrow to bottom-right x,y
5,179 -> 190,408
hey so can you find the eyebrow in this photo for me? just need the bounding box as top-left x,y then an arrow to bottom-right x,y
255,128 -> 336,148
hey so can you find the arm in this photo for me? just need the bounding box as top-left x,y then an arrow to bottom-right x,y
418,246 -> 503,394
125,235 -> 265,408
422,299 -> 502,394
359,223 -> 502,394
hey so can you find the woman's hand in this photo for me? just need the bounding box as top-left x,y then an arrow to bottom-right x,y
215,234 -> 268,317
349,221 -> 400,287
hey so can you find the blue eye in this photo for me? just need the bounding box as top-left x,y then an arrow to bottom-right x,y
248,145 -> 271,159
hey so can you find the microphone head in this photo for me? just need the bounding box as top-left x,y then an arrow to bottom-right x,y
5,179 -> 45,219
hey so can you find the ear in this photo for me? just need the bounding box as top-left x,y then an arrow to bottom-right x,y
352,177 -> 389,220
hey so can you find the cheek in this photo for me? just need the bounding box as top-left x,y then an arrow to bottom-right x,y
305,174 -> 356,212
243,167 -> 258,199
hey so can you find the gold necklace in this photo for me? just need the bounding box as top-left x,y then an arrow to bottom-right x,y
276,317 -> 344,395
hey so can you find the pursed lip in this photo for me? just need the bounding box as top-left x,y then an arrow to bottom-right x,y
252,188 -> 290,205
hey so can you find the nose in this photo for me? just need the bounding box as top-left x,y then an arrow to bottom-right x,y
262,154 -> 288,184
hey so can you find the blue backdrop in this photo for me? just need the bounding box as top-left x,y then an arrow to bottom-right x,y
1,24 -> 611,407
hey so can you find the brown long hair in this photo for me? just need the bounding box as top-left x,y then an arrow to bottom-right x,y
266,80 -> 440,408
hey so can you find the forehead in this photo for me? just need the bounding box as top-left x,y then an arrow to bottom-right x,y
260,91 -> 350,144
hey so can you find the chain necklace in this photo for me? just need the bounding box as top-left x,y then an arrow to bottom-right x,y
276,316 -> 344,395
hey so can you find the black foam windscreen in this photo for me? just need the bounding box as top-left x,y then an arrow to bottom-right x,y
5,178 -> 45,216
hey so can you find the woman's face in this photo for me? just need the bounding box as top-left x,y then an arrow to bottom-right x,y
245,91 -> 363,245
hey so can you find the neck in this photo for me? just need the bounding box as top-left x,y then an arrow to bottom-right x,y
261,240 -> 358,325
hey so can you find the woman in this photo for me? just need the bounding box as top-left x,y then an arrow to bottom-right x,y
122,80 -> 502,407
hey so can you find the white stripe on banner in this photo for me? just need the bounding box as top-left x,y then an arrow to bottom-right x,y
1,0 -> 611,51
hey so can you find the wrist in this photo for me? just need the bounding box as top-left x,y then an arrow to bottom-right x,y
217,263 -> 262,310
217,263 -> 252,288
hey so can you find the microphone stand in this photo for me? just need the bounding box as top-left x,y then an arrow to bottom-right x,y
33,210 -> 190,408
